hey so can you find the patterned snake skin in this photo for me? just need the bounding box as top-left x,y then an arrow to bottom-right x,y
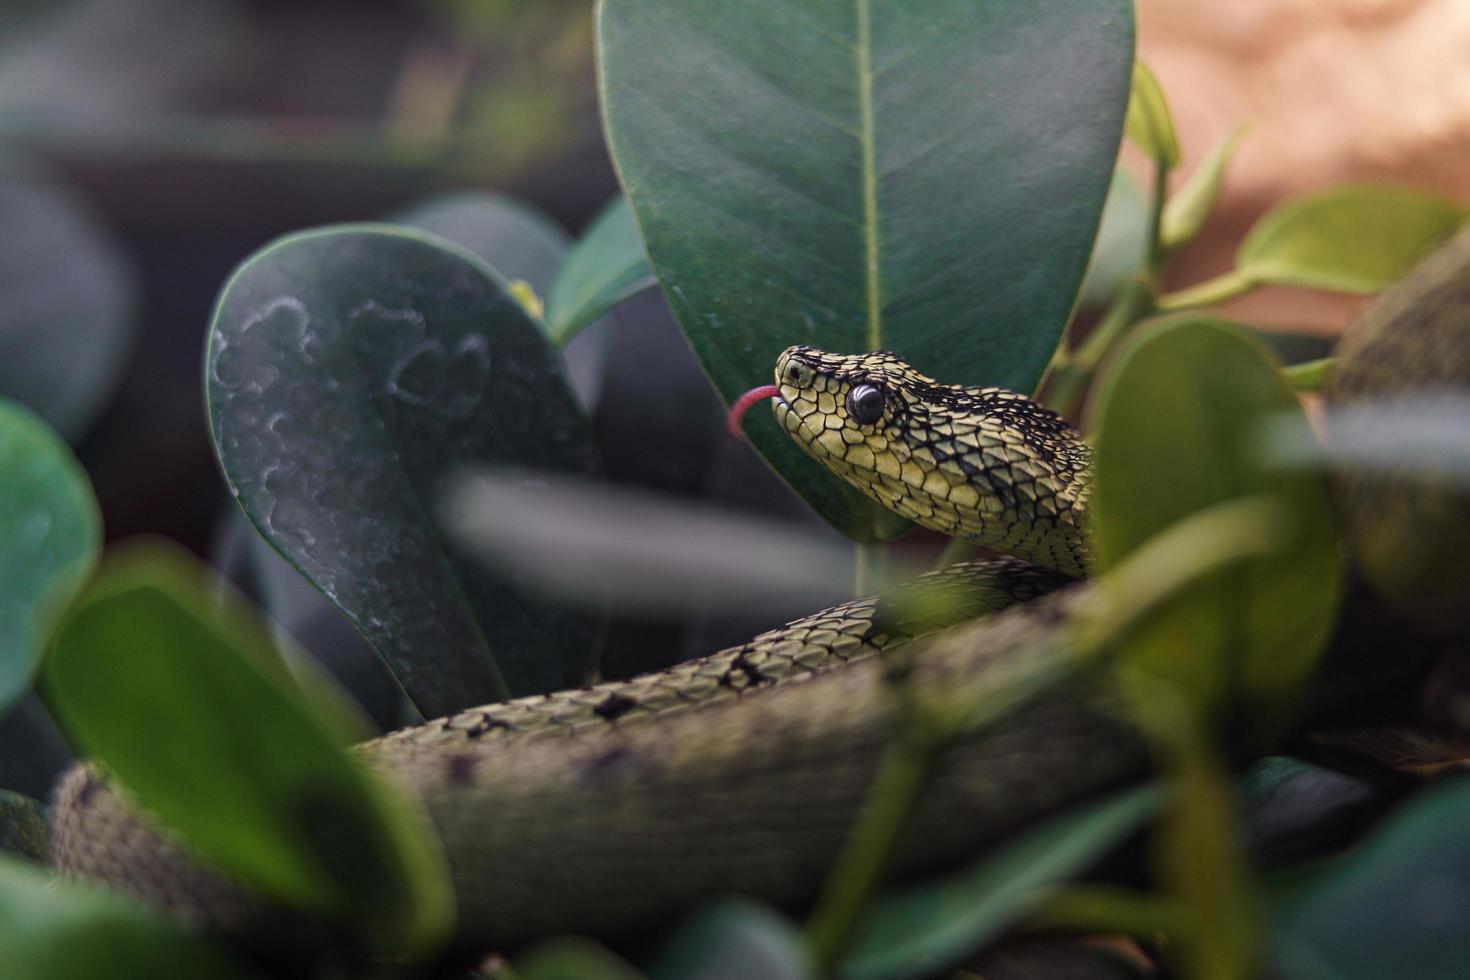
51,260 -> 1458,953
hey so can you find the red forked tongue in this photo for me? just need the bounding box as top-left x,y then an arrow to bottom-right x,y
727,385 -> 780,439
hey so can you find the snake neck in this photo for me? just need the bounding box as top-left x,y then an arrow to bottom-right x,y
771,347 -> 1092,576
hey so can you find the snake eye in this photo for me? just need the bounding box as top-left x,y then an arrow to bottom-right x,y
847,383 -> 885,425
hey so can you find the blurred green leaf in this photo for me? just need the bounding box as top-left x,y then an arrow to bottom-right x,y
1238,186 -> 1469,293
0,790 -> 46,862
1273,776 -> 1470,980
44,544 -> 454,955
1124,61 -> 1179,168
654,899 -> 813,980
1079,168 -> 1150,310
206,225 -> 601,717
1162,123 -> 1249,250
0,177 -> 136,440
516,937 -> 647,980
840,784 -> 1160,980
1088,318 -> 1341,738
600,0 -> 1134,540
546,196 -> 656,346
0,398 -> 99,715
0,854 -> 256,979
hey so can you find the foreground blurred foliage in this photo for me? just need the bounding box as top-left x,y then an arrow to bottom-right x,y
0,2 -> 1468,979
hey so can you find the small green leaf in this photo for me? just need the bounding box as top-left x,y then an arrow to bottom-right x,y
0,790 -> 46,862
0,177 -> 137,440
1125,62 -> 1180,168
206,225 -> 601,717
0,398 -> 100,715
516,937 -> 648,980
545,196 -> 656,346
1088,318 -> 1341,738
0,854 -> 257,980
1079,168 -> 1150,310
1162,123 -> 1250,250
44,544 -> 454,955
654,899 -> 813,980
1238,186 -> 1469,293
840,784 -> 1160,980
600,0 -> 1134,540
1273,776 -> 1470,979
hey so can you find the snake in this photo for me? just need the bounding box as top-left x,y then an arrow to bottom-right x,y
45,233 -> 1470,954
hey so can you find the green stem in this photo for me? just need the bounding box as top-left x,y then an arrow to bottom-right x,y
1030,885 -> 1187,940
805,732 -> 934,972
1155,270 -> 1255,311
1044,277 -> 1156,417
853,541 -> 888,597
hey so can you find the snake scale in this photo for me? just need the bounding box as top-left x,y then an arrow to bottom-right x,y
47,231 -> 1470,952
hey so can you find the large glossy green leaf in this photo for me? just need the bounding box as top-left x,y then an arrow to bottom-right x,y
545,196 -> 656,346
0,854 -> 256,980
0,398 -> 100,714
44,545 -> 454,954
1273,776 -> 1470,979
599,0 -> 1134,540
206,225 -> 601,717
840,784 -> 1160,980
1238,186 -> 1469,294
0,176 -> 137,440
1088,318 -> 1341,737
654,900 -> 813,980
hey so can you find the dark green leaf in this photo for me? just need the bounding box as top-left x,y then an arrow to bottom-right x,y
654,899 -> 813,980
0,790 -> 46,862
1079,168 -> 1150,310
841,784 -> 1160,980
599,0 -> 1134,540
1238,186 -> 1469,294
0,398 -> 100,714
393,190 -> 612,407
1088,318 -> 1341,737
1162,123 -> 1249,250
206,225 -> 601,716
44,544 -> 454,955
0,854 -> 256,979
1273,776 -> 1470,980
0,177 -> 136,439
516,937 -> 647,980
1124,61 -> 1180,168
546,196 -> 656,345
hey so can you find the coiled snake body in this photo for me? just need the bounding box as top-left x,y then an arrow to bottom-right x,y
49,249 -> 1462,950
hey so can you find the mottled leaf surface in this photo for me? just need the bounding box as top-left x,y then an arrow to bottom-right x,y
207,225 -> 600,717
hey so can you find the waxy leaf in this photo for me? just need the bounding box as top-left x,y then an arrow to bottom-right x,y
0,177 -> 137,440
1273,776 -> 1470,980
1080,169 -> 1150,310
1162,123 -> 1250,250
546,195 -> 656,346
1238,186 -> 1469,294
654,900 -> 813,980
1124,62 -> 1180,169
44,545 -> 453,955
1088,318 -> 1340,738
0,398 -> 99,714
207,225 -> 601,717
600,0 -> 1134,539
842,784 -> 1160,980
0,854 -> 255,980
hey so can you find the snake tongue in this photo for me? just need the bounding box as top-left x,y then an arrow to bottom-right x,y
727,385 -> 781,439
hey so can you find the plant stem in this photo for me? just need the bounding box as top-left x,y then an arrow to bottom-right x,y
805,731 -> 934,972
853,541 -> 888,596
1045,276 -> 1156,417
1155,270 -> 1255,311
